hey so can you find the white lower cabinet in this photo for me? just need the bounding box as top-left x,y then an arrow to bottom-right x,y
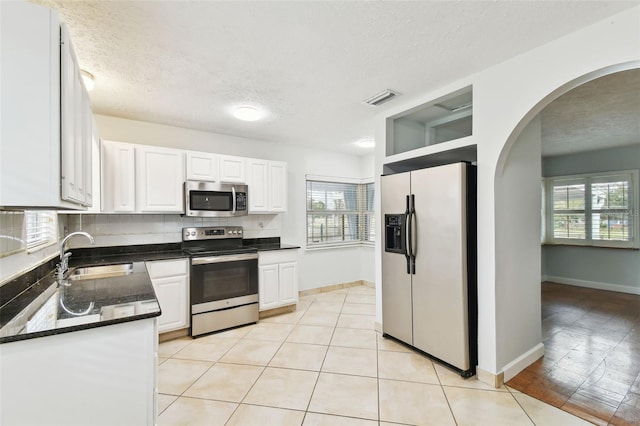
146,259 -> 189,333
258,250 -> 298,311
0,319 -> 157,425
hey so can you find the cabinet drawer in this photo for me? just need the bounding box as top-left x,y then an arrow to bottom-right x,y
146,259 -> 189,279
258,250 -> 298,266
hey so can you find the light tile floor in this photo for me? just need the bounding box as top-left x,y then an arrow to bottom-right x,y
158,285 -> 591,425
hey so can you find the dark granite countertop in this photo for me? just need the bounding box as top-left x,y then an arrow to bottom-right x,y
0,239 -> 298,344
243,238 -> 300,251
0,261 -> 160,344
0,243 -> 190,344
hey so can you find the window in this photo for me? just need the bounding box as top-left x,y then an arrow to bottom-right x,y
25,211 -> 57,250
543,170 -> 638,248
306,177 -> 375,248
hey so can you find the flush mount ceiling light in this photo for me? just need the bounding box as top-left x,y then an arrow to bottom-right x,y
81,70 -> 94,91
233,106 -> 263,122
363,89 -> 399,106
355,138 -> 375,148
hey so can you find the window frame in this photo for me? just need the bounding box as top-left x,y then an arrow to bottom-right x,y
305,176 -> 375,249
543,169 -> 639,249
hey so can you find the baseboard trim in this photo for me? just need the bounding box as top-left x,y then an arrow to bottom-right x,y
259,304 -> 296,319
159,328 -> 189,343
502,343 -> 545,382
299,280 -> 367,297
476,367 -> 504,389
544,275 -> 640,295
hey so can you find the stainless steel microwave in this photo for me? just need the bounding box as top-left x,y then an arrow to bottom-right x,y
184,181 -> 248,217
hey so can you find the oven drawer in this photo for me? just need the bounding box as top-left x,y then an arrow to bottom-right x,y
192,303 -> 258,337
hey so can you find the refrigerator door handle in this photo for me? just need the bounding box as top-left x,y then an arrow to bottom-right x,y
410,194 -> 416,275
404,195 -> 411,275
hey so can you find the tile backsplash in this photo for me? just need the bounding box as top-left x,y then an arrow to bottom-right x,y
66,213 -> 281,247
0,211 -> 26,256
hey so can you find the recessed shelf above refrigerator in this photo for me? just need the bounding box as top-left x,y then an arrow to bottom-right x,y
386,86 -> 473,157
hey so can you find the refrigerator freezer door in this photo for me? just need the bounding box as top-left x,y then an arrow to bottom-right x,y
381,171 -> 413,345
411,163 -> 470,370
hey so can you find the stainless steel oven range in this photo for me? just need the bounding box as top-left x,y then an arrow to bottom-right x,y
182,226 -> 258,337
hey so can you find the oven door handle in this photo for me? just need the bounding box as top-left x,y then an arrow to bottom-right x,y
192,253 -> 259,265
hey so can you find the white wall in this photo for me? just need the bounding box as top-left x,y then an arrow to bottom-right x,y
94,115 -> 374,291
375,6 -> 640,382
494,116 -> 543,381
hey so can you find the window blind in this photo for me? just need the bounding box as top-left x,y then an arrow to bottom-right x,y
306,179 -> 375,247
544,170 -> 638,248
25,211 -> 57,249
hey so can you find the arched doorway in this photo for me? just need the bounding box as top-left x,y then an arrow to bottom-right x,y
495,65 -> 640,424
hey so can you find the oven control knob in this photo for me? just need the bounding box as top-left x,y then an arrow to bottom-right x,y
238,230 -> 243,234
190,231 -> 196,236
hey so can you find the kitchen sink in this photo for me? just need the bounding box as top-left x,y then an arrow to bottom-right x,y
68,263 -> 134,281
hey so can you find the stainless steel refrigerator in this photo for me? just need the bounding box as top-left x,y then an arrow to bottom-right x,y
381,162 -> 477,377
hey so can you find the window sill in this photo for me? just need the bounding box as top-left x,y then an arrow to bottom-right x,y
305,243 -> 372,251
27,240 -> 57,254
541,242 -> 639,250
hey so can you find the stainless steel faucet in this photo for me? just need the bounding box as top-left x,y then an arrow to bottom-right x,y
57,231 -> 95,280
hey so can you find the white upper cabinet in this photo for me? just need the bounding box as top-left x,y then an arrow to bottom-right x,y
268,161 -> 288,213
60,23 -> 93,206
247,159 -> 269,212
0,1 -> 91,209
101,140 -> 135,212
102,141 -> 185,213
247,159 -> 287,214
186,151 -> 218,182
136,145 -> 185,213
219,155 -> 247,183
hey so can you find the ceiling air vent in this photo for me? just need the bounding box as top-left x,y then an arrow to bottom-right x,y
363,89 -> 398,106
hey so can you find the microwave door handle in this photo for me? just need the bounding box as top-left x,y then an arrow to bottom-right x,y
232,187 -> 237,214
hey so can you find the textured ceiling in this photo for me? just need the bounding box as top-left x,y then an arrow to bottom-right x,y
32,0 -> 639,156
541,69 -> 640,157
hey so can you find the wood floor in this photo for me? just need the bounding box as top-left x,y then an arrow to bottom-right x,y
507,282 -> 640,425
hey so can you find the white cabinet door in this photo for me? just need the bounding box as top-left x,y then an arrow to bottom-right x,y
219,155 -> 246,183
259,264 -> 279,311
258,250 -> 299,311
101,140 -> 135,212
247,159 -> 269,213
146,259 -> 189,334
278,262 -> 298,306
60,24 -> 81,203
247,159 -> 287,214
186,151 -> 218,182
1,319 -> 156,426
269,161 -> 287,212
153,275 -> 189,333
136,146 -> 185,212
60,23 -> 92,207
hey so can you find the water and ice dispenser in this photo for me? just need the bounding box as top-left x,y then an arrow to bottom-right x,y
384,214 -> 406,254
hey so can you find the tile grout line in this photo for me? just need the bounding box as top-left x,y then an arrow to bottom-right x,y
301,291 -> 343,424
505,386 -> 536,425
434,361 -> 459,426
227,298 -> 314,424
